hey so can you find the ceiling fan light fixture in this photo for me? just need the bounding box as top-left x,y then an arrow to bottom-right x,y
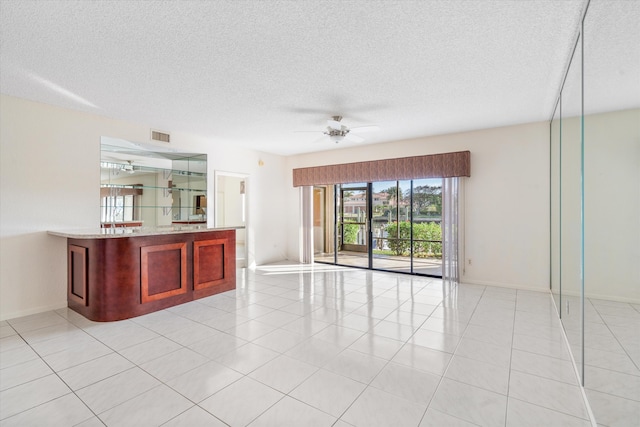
296,115 -> 379,145
328,116 -> 343,131
122,160 -> 135,173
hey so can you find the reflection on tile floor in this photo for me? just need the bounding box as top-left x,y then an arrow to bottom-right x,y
559,293 -> 640,426
315,252 -> 443,276
0,263 -> 601,426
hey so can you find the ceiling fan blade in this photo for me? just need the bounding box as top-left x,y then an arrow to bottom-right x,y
345,133 -> 365,143
284,107 -> 335,115
293,130 -> 324,133
350,125 -> 380,133
312,135 -> 329,144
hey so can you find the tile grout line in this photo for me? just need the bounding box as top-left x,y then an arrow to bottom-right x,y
414,280 -> 480,426
587,297 -> 640,373
549,289 -> 598,427
503,289 -> 519,426
1,318 -> 102,425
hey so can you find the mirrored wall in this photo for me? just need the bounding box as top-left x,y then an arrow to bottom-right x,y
550,1 -> 640,425
100,137 -> 207,228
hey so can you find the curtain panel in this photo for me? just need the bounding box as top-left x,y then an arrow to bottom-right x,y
442,177 -> 460,285
299,186 -> 313,264
292,151 -> 470,187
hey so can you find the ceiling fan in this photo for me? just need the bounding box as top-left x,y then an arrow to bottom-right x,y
121,160 -> 136,174
297,116 -> 379,144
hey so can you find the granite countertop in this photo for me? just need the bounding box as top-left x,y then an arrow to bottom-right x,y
48,226 -> 241,239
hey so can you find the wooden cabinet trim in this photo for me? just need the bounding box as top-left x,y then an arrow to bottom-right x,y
68,245 -> 88,306
193,238 -> 228,290
140,242 -> 187,303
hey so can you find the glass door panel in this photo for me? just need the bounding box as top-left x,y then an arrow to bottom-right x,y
337,185 -> 369,267
371,180 -> 411,274
371,180 -> 393,256
371,180 -> 397,270
412,178 -> 443,276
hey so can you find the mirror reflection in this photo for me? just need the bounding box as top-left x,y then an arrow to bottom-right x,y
560,31 -> 584,375
550,0 -> 639,425
550,103 -> 560,320
581,1 -> 639,425
100,137 -> 207,228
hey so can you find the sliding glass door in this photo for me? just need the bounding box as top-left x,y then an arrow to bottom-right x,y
315,179 -> 443,277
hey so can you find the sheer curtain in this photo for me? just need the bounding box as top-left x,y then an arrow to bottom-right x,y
442,177 -> 460,285
300,186 -> 313,264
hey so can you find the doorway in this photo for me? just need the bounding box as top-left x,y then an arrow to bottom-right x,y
337,185 -> 370,267
214,171 -> 248,267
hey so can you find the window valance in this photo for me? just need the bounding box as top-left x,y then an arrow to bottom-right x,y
292,150 -> 470,187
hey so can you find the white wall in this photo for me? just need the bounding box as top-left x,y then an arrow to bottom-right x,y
0,94 -> 288,321
285,121 -> 551,291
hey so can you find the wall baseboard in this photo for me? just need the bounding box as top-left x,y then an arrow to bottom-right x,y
461,279 -> 548,293
551,288 -> 640,305
1,301 -> 68,322
584,292 -> 639,305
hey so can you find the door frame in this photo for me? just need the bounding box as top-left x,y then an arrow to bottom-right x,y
335,184 -> 373,269
319,181 -> 443,278
214,170 -> 249,268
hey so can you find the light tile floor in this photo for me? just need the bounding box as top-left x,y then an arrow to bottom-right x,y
0,263 -> 601,426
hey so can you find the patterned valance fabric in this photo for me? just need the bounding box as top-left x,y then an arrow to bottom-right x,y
292,150 -> 470,187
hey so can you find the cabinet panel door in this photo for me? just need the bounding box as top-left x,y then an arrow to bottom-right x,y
193,238 -> 229,290
140,242 -> 187,303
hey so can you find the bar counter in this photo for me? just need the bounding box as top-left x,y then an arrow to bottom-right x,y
49,227 -> 236,321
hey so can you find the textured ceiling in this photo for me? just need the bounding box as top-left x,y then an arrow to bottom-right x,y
1,0 -> 633,155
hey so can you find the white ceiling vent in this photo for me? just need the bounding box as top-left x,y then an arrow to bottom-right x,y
151,129 -> 171,143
